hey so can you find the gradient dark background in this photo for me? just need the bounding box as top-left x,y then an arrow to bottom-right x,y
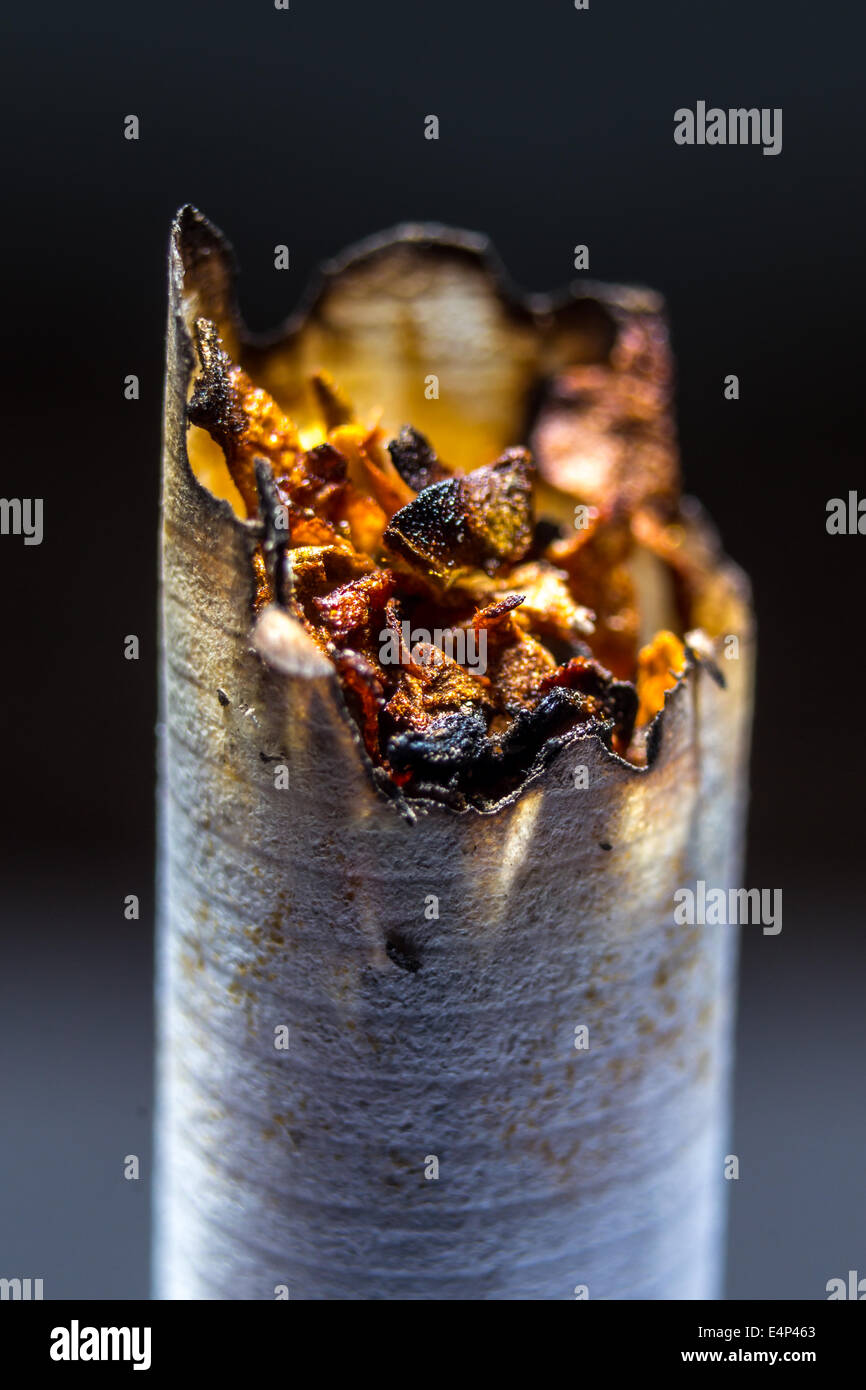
2,0 -> 863,1299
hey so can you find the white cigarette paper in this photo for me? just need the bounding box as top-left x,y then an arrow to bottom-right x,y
154,208 -> 754,1299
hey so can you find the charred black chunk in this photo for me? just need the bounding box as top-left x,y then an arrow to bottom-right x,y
387,710 -> 491,787
387,426 -> 448,493
498,686 -> 597,762
186,318 -> 246,445
530,517 -> 565,555
386,685 -> 617,806
384,449 -> 535,581
607,680 -> 639,749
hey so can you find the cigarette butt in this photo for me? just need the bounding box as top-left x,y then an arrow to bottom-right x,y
154,207 -> 754,1299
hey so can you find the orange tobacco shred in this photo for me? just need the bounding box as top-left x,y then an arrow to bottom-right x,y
635,630 -> 687,726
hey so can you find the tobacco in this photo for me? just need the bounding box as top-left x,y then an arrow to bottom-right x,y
187,322 -> 702,806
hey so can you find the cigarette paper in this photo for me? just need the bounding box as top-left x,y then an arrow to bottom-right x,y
154,207 -> 753,1300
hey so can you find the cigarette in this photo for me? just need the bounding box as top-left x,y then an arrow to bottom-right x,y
154,205 -> 753,1300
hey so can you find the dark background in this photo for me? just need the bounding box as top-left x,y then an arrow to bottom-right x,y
1,0 -> 863,1298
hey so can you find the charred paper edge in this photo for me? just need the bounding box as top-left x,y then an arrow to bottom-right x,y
164,204 -> 754,822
